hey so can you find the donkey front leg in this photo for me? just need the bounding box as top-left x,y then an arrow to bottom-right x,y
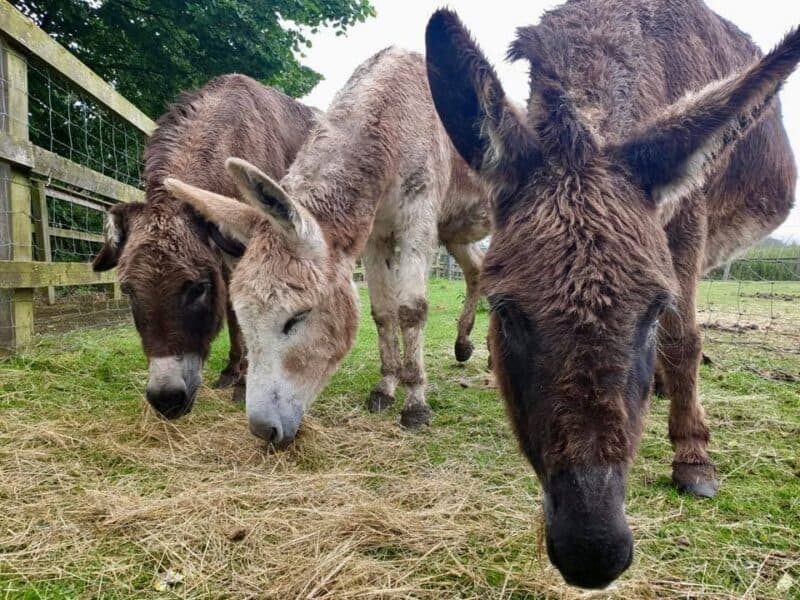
659,311 -> 717,497
446,241 -> 484,363
397,237 -> 434,429
215,295 -> 247,399
363,236 -> 402,413
660,208 -> 717,497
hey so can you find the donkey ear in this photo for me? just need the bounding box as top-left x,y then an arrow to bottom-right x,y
425,10 -> 541,182
92,202 -> 143,272
615,26 -> 800,208
163,177 -> 262,247
225,157 -> 325,256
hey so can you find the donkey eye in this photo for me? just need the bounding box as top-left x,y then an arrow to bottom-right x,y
185,279 -> 211,305
649,293 -> 675,322
283,310 -> 311,335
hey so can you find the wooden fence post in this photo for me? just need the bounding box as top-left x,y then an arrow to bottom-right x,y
0,37 -> 33,348
30,180 -> 55,304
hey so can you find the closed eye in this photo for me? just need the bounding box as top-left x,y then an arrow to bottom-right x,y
649,292 -> 676,323
283,310 -> 311,335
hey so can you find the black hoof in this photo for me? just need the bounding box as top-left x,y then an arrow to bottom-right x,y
215,371 -> 238,389
367,389 -> 395,413
232,383 -> 246,404
454,339 -> 474,363
653,376 -> 666,398
400,403 -> 432,429
672,462 -> 719,498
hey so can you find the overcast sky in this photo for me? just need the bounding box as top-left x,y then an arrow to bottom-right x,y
298,0 -> 800,242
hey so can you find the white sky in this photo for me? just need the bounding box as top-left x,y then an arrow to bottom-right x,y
298,0 -> 800,242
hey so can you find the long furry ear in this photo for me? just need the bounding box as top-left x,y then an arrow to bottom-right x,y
225,158 -> 326,257
92,202 -> 143,271
613,26 -> 800,208
163,177 -> 263,247
425,9 -> 541,183
509,26 -> 597,170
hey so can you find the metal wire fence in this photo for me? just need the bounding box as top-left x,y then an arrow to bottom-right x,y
0,6 -> 152,351
27,54 -> 145,188
433,241 -> 800,366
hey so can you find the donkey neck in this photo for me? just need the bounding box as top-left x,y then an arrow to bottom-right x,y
281,123 -> 395,260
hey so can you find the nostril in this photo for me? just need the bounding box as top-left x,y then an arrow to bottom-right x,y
146,386 -> 190,419
547,530 -> 633,589
249,418 -> 283,445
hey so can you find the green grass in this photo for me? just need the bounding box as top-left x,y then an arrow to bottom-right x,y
0,279 -> 798,599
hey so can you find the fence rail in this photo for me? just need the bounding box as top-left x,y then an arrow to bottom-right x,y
0,0 -> 153,350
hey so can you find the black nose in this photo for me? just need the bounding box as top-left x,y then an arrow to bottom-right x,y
249,416 -> 283,445
545,465 -> 633,589
546,521 -> 633,589
146,386 -> 191,419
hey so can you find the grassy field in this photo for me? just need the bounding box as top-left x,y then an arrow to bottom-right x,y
0,279 -> 798,599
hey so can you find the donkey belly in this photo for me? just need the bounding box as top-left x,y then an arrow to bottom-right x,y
702,112 -> 796,273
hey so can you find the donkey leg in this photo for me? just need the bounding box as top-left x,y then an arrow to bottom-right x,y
446,241 -> 485,363
215,296 -> 246,393
397,237 -> 434,429
661,208 -> 717,497
363,237 -> 402,413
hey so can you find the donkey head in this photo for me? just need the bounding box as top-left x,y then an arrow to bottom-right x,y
427,10 -> 800,589
93,200 -> 234,419
164,158 -> 359,446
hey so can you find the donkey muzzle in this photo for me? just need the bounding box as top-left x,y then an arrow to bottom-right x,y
146,354 -> 202,419
544,465 -> 633,589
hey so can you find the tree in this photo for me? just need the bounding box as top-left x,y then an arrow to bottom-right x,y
12,0 -> 375,118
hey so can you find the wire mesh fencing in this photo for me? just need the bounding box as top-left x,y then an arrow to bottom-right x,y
431,241 -> 800,369
27,54 -> 146,188
0,21 -> 150,351
698,244 -> 800,367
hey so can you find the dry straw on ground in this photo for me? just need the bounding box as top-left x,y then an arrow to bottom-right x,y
1,280 -> 799,599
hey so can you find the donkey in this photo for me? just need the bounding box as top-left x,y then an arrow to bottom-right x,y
164,48 -> 491,443
93,75 -> 316,419
425,2 -> 799,590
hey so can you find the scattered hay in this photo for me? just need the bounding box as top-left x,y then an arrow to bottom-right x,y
2,288 -> 799,599
0,388 -> 547,599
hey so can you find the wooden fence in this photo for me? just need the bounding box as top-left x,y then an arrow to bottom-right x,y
0,1 -> 154,350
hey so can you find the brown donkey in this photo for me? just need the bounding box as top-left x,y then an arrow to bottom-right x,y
426,1 -> 799,589
93,75 -> 316,419
164,49 -> 491,443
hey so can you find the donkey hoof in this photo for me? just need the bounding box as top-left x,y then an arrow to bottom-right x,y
652,375 -> 666,398
454,339 -> 474,363
672,462 -> 719,498
400,404 -> 432,429
367,390 -> 395,413
215,371 -> 238,389
232,383 -> 246,404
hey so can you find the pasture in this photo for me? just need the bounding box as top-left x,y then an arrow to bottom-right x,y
0,278 -> 798,599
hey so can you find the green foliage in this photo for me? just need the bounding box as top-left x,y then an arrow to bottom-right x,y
13,0 -> 376,118
706,244 -> 800,281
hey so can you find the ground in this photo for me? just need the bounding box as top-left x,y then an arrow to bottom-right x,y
0,279 -> 798,599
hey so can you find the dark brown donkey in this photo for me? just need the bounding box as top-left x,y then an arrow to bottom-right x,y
93,75 -> 316,419
426,1 -> 799,589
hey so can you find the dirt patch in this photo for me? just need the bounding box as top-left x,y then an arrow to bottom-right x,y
744,292 -> 799,302
34,298 -> 131,335
701,322 -> 760,334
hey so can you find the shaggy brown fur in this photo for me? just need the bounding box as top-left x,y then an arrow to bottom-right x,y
163,49 -> 491,443
426,0 -> 798,589
93,75 -> 316,414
